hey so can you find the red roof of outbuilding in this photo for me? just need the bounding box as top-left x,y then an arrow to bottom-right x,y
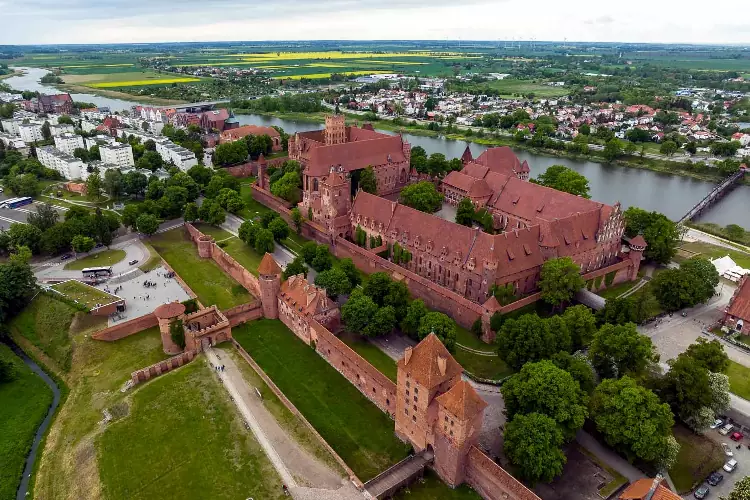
727,277 -> 750,322
154,302 -> 186,319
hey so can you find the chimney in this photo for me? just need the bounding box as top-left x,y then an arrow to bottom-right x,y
644,474 -> 663,500
404,347 -> 413,365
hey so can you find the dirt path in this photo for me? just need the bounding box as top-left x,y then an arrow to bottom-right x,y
205,348 -> 346,491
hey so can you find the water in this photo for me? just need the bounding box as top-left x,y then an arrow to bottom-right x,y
7,67 -> 748,226
4,340 -> 61,500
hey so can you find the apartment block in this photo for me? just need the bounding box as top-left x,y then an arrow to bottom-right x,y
37,146 -> 85,180
54,132 -> 85,155
99,142 -> 135,168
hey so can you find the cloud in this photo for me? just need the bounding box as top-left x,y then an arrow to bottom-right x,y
585,15 -> 615,25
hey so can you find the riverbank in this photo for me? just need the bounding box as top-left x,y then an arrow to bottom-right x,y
232,108 -> 730,185
0,71 -> 23,81
55,83 -> 187,106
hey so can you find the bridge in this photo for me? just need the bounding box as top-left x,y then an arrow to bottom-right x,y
678,168 -> 747,224
364,449 -> 434,498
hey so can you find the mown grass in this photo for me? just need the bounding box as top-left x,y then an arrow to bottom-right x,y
596,280 -> 641,300
727,360 -> 750,400
97,360 -> 284,500
64,249 -> 126,270
150,228 -> 252,309
233,319 -> 410,481
192,222 -> 233,241
221,237 -> 263,276
0,344 -> 54,500
394,469 -> 482,499
454,348 -> 513,381
339,331 -> 397,382
678,241 -> 750,270
51,280 -> 119,310
669,425 -> 724,493
8,294 -> 78,371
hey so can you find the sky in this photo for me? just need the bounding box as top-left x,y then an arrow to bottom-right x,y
1,0 -> 750,45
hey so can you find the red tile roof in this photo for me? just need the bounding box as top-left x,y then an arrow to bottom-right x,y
279,274 -> 331,318
619,478 -> 680,500
435,380 -> 488,420
220,125 -> 280,143
154,302 -> 186,319
258,253 -> 282,275
727,277 -> 750,321
398,333 -> 463,388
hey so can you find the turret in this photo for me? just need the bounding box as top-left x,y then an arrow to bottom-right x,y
153,302 -> 186,355
258,253 -> 282,319
627,234 -> 647,280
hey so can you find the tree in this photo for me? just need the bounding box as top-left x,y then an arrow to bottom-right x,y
92,208 -> 114,246
602,139 -> 622,162
722,476 -> 750,500
661,355 -> 716,428
399,181 -> 443,213
27,202 -> 58,232
383,280 -> 410,321
183,202 -> 199,223
213,140 -> 248,166
680,257 -> 720,302
170,319 -> 185,349
71,234 -> 95,254
239,221 -> 259,247
121,204 -> 141,230
536,165 -> 591,198
341,290 -> 379,333
283,256 -> 307,280
401,299 -> 428,339
651,267 -> 712,312
123,170 -> 148,197
455,197 -> 475,227
561,305 -> 598,350
0,260 -> 37,322
363,272 -> 393,306
0,356 -> 16,383
7,223 -> 42,254
86,171 -> 102,200
589,323 -> 658,379
159,186 -> 189,218
103,169 -> 124,198
623,208 -> 680,264
41,121 -> 51,140
502,360 -> 588,440
300,241 -> 318,265
660,140 -> 678,156
254,228 -> 275,254
168,172 -> 201,202
215,187 -> 245,214
685,141 -> 697,155
311,245 -> 333,272
365,306 -> 397,337
497,314 -> 569,371
504,413 -> 566,485
359,166 -> 377,194
590,377 -> 677,467
337,258 -> 362,288
725,224 -> 746,242
198,198 -> 226,226
291,207 -> 303,234
417,312 -> 456,351
314,268 -> 352,299
136,213 -> 159,236
684,338 -> 729,373
268,217 -> 290,241
539,257 -> 585,309
551,352 -> 596,394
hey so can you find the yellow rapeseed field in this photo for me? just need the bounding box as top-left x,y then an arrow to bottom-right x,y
273,70 -> 391,80
63,63 -> 135,68
89,77 -> 201,88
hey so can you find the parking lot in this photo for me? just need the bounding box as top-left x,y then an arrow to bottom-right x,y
683,421 -> 750,499
0,193 -> 68,230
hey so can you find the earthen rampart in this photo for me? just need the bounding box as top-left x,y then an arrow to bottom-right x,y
92,313 -> 159,341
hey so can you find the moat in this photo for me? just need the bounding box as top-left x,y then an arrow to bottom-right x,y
6,67 -> 748,227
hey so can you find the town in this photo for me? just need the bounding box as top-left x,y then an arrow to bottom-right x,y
1,39 -> 750,500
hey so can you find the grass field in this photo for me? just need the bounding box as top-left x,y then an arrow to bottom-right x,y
596,279 -> 641,300
64,249 -> 126,270
669,425 -> 725,493
9,294 -> 79,371
727,361 -> 750,400
0,344 -> 54,500
221,237 -> 264,276
454,348 -> 512,381
678,241 -> 750,270
97,360 -> 284,500
50,280 -> 120,310
394,469 -> 482,499
339,331 -> 397,382
233,319 -> 410,480
191,222 -> 232,240
150,228 -> 252,309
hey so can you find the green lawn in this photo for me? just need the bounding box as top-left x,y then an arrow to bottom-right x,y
394,470 -> 482,499
50,280 -> 119,310
233,319 -> 410,480
97,360 -> 284,500
64,249 -> 127,270
727,361 -> 750,400
149,228 -> 252,309
339,331 -> 397,382
454,325 -> 494,352
0,344 -> 54,500
669,425 -> 725,493
9,294 -> 79,371
454,348 -> 513,381
678,241 -> 750,270
221,237 -> 264,276
192,222 -> 233,241
596,280 -> 640,300
239,183 -> 275,221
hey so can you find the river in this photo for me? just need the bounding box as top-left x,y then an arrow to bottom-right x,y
6,67 -> 748,226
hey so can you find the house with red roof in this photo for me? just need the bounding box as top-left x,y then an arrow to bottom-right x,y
219,124 -> 282,150
724,275 -> 750,334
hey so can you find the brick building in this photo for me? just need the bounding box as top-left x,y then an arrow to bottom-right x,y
724,275 -> 750,334
37,93 -> 74,115
219,124 -> 282,151
288,114 -> 411,225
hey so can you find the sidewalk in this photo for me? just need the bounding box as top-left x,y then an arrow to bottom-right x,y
575,430 -> 646,483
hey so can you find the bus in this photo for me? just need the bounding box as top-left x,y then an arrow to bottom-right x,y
0,197 -> 33,209
82,266 -> 113,278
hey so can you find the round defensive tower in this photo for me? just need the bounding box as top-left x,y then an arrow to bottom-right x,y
257,253 -> 282,319
154,302 -> 186,355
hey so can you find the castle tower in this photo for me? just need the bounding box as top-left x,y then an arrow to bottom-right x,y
461,144 -> 473,165
258,253 -> 282,319
433,380 -> 487,486
626,234 -> 647,281
324,114 -> 346,146
320,166 -> 352,238
196,235 -> 213,258
257,153 -> 267,189
153,302 -> 186,355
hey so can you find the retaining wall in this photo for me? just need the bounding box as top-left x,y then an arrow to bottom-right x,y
131,350 -> 196,385
92,313 -> 159,341
224,302 -> 263,327
311,321 -> 397,416
465,447 -> 540,500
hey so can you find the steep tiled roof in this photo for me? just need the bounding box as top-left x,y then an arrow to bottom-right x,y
628,235 -> 647,247
435,380 -> 487,420
305,135 -> 406,176
351,191 -> 395,231
279,274 -> 331,318
443,170 -> 477,193
619,478 -> 680,500
472,146 -> 522,176
258,253 -> 282,275
397,333 -> 463,388
727,277 -> 750,321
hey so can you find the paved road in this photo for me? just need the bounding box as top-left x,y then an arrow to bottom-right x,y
33,239 -> 150,282
684,227 -> 750,253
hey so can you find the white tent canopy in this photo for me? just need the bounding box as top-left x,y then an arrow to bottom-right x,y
711,255 -> 750,282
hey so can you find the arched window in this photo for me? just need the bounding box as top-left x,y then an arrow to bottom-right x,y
313,178 -> 319,191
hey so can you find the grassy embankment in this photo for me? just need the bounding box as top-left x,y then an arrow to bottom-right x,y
149,228 -> 252,309
233,319 -> 411,481
669,425 -> 725,493
0,343 -> 54,500
64,249 -> 127,270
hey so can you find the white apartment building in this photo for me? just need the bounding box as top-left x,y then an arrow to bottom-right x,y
50,123 -> 75,137
19,122 -> 44,143
54,132 -> 85,155
155,140 -> 197,171
99,142 -> 135,168
0,132 -> 27,150
81,120 -> 98,133
85,135 -> 116,150
1,119 -> 20,136
37,146 -> 85,180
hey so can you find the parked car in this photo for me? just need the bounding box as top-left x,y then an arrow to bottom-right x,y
694,485 -> 710,499
720,424 -> 734,435
723,459 -> 738,473
60,254 -> 72,261
128,259 -> 139,265
707,472 -> 723,486
722,443 -> 734,456
711,419 -> 724,429
95,243 -> 104,248
731,431 -> 744,441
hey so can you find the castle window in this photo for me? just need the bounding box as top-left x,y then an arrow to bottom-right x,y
405,409 -> 408,415
406,381 -> 410,387
450,430 -> 454,436
444,415 -> 448,422
414,387 -> 418,394
413,395 -> 417,402
406,389 -> 410,396
386,399 -> 390,405
413,404 -> 417,411
451,420 -> 454,426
